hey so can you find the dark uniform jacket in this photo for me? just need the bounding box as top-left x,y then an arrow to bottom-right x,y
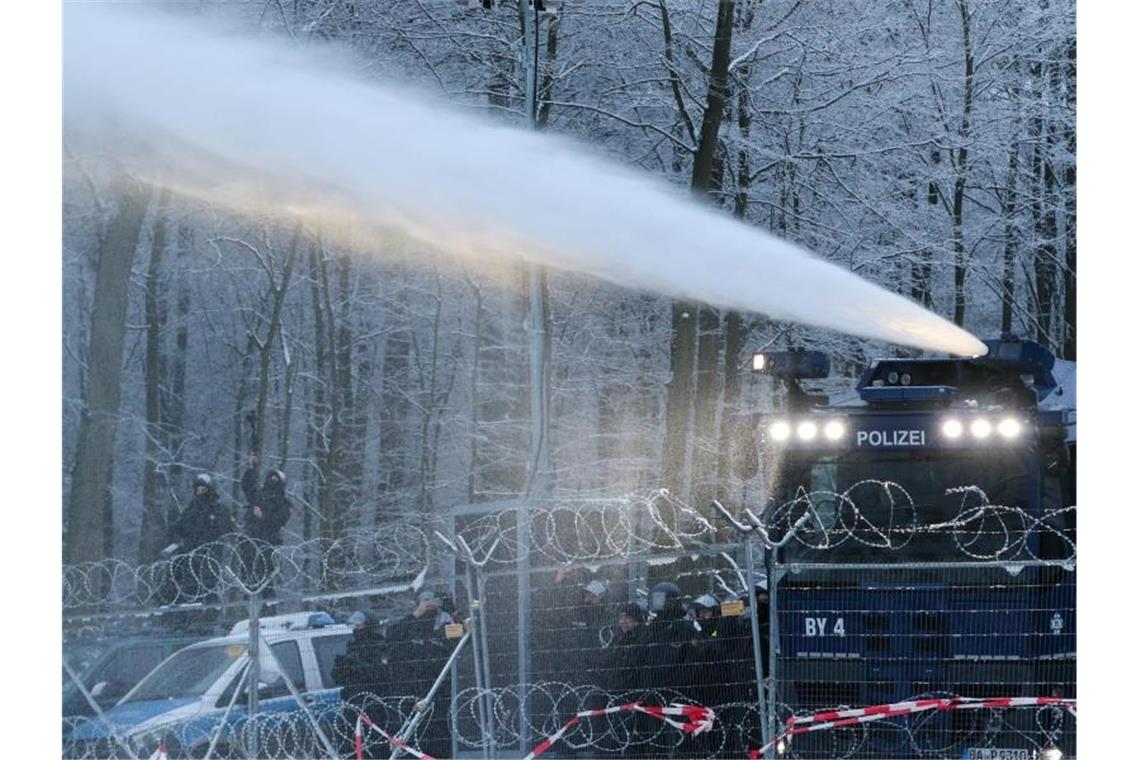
332,622 -> 390,706
240,467 -> 292,544
173,490 -> 234,550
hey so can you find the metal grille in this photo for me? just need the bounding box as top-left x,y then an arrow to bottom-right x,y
770,561 -> 1076,759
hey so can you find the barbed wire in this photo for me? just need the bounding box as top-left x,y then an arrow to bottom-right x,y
772,693 -> 1076,760
62,491 -> 719,614
456,489 -> 716,565
764,480 -> 1076,563
61,686 -> 1075,759
63,522 -> 432,613
63,484 -> 1074,617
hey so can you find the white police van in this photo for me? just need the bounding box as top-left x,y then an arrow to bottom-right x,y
67,613 -> 354,757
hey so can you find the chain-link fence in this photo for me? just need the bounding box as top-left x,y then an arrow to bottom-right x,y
62,490 -> 1076,759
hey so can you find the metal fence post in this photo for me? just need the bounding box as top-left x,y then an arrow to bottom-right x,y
766,548 -> 780,743
713,499 -> 811,755
437,531 -> 498,759
743,533 -> 772,749
389,631 -> 474,760
477,573 -> 498,758
516,499 -> 533,755
247,591 -> 260,760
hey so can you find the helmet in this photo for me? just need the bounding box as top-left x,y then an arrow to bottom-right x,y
584,580 -> 608,599
264,469 -> 286,489
348,610 -> 379,629
693,594 -> 718,610
649,581 -> 682,614
193,473 -> 216,493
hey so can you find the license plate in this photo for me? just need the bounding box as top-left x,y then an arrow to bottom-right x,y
964,749 -> 1030,760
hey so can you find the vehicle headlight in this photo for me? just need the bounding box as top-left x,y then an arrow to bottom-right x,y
997,417 -> 1022,439
769,421 -> 791,442
796,421 -> 818,441
941,418 -> 963,439
823,420 -> 845,441
970,418 -> 992,439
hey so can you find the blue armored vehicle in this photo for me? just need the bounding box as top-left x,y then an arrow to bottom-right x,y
754,335 -> 1075,758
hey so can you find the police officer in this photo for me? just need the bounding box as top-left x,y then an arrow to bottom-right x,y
241,450 -> 292,545
385,591 -> 456,758
332,611 -> 389,758
169,473 -> 234,615
171,473 -> 235,551
602,602 -> 649,695
239,449 -> 292,597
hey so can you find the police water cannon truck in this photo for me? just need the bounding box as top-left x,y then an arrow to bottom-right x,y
753,335 -> 1075,759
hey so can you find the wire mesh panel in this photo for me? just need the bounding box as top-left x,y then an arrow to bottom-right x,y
771,561 -> 1076,759
62,492 -> 1076,759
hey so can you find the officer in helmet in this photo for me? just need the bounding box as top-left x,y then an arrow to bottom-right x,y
623,581 -> 701,756
385,590 -> 457,758
241,450 -> 292,545
168,472 -> 234,619
692,594 -> 719,629
641,581 -> 699,691
332,610 -> 389,756
239,450 -> 293,599
171,473 -> 235,552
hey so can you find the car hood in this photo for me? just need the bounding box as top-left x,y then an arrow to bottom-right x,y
67,697 -> 200,740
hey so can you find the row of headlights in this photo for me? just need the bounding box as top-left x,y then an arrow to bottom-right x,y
768,419 -> 845,442
767,415 -> 1026,443
941,416 -> 1023,440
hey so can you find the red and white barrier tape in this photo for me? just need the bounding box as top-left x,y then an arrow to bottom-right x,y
355,701 -> 713,760
356,712 -> 437,760
147,742 -> 167,760
750,696 -> 1077,758
521,702 -> 715,760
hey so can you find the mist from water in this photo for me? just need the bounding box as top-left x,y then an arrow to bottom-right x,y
63,5 -> 986,357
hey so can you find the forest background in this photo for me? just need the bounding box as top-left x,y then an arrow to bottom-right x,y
58,0 -> 1075,571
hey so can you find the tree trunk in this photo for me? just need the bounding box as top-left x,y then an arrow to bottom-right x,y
1061,37 -> 1076,359
65,177 -> 153,565
689,0 -> 736,196
1030,57 -> 1059,347
253,223 -> 301,454
1000,128 -> 1020,334
690,306 -> 721,507
525,265 -> 552,497
536,13 -> 559,128
952,0 -> 975,327
139,187 -> 171,563
303,239 -> 330,575
465,281 -> 483,502
662,303 -> 697,497
716,310 -> 746,501
165,225 -> 193,491
663,0 -> 734,498
379,296 -> 412,509
716,4 -> 754,504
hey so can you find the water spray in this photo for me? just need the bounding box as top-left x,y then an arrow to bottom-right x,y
63,5 -> 986,356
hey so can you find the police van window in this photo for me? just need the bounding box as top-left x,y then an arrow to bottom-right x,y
220,641 -> 307,705
258,641 -> 305,699
92,644 -> 167,687
125,644 -> 245,703
312,634 -> 352,688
